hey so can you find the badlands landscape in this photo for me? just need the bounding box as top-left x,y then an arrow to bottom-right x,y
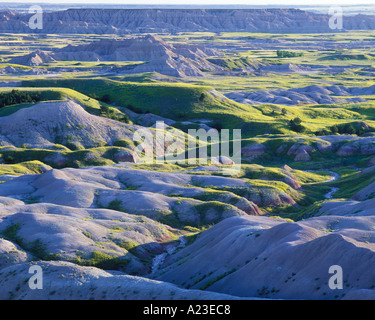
1,6 -> 375,301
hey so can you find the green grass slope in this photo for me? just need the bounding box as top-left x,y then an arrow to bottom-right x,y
22,78 -> 274,136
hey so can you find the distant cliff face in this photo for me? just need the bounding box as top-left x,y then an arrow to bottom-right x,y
1,8 -> 375,34
9,34 -> 223,77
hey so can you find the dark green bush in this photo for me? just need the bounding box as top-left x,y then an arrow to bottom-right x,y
0,90 -> 41,108
277,50 -> 304,58
100,94 -> 111,103
289,117 -> 305,133
100,105 -> 130,123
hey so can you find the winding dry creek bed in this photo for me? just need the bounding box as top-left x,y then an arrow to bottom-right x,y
150,236 -> 187,277
148,169 -> 343,275
304,169 -> 340,199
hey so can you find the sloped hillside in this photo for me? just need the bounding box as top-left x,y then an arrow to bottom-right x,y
0,261 -> 248,300
0,100 -> 136,149
12,35 -> 221,77
156,214 -> 375,300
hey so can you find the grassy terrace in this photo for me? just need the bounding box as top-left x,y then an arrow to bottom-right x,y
19,78 -> 375,139
0,160 -> 49,176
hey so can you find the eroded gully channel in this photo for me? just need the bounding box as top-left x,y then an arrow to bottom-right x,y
149,170 -> 341,275
304,169 -> 340,199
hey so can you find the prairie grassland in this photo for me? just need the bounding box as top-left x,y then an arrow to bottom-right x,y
0,30 -> 374,220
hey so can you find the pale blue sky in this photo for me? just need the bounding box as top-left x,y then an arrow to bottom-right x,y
0,0 -> 374,4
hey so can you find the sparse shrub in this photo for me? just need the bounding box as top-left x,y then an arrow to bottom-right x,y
107,200 -> 124,212
74,251 -> 130,270
1,223 -> 23,247
0,89 -> 42,108
289,117 -> 304,133
28,239 -> 60,261
277,50 -> 304,58
82,231 -> 92,239
315,128 -> 331,136
100,94 -> 111,103
330,125 -> 339,134
314,122 -> 371,136
88,93 -> 99,100
65,141 -> 82,151
4,155 -> 15,164
343,124 -> 356,135
100,105 -> 129,123
117,240 -> 138,252
125,104 -> 143,114
114,139 -> 134,149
